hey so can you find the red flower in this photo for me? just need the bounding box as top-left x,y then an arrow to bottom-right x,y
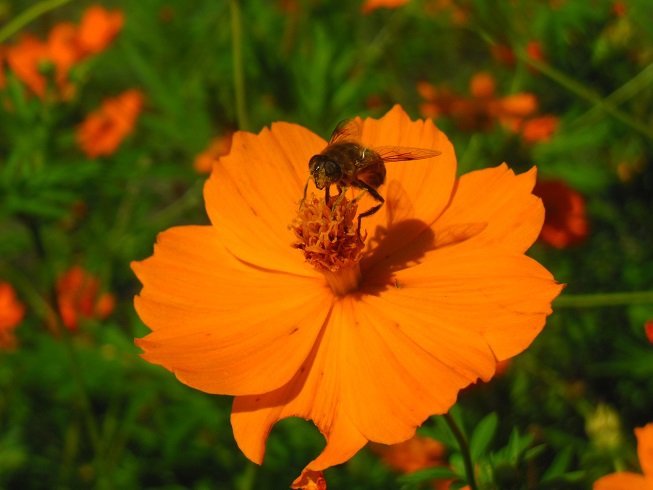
361,0 -> 411,14
0,282 -> 25,349
533,179 -> 588,248
56,266 -> 115,330
645,321 -> 653,345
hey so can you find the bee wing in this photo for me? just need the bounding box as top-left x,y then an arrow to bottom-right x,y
328,118 -> 362,144
375,146 -> 442,162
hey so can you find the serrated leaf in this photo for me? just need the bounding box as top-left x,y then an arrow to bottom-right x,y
470,412 -> 498,460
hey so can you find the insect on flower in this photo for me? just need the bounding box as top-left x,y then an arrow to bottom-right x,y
302,119 -> 441,231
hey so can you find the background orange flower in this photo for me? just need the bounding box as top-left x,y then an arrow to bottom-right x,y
418,72 -> 538,132
56,266 -> 115,331
193,132 -> 234,173
76,90 -> 144,158
371,434 -> 447,473
594,423 -> 653,489
4,34 -> 50,98
1,5 -> 122,99
77,6 -> 124,56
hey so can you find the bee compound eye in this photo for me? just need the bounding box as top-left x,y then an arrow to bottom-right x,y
324,160 -> 341,179
308,155 -> 320,172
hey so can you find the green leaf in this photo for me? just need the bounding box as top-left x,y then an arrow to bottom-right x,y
470,412 -> 498,460
397,466 -> 460,484
541,446 -> 573,482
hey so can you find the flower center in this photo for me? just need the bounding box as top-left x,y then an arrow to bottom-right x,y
290,193 -> 365,295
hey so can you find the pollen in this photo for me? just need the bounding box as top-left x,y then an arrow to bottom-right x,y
290,193 -> 365,295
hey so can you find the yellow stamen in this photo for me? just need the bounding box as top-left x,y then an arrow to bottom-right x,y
290,193 -> 365,295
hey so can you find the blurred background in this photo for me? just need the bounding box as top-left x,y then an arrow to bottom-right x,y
1,0 -> 652,488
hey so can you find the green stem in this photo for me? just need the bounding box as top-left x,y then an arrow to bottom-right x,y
554,290 -> 653,308
236,461 -> 258,490
0,0 -> 73,44
229,0 -> 250,131
476,30 -> 653,142
24,220 -> 109,488
444,413 -> 478,490
569,60 -> 653,129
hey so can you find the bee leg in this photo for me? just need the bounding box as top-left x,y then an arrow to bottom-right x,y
329,185 -> 348,218
354,181 -> 385,236
325,186 -> 330,204
299,177 -> 310,210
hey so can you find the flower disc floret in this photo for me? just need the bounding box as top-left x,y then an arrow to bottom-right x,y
290,194 -> 365,272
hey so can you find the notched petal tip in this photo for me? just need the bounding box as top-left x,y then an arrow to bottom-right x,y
291,469 -> 327,490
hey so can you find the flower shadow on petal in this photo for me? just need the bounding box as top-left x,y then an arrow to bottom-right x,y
362,218 -> 435,291
361,180 -> 437,276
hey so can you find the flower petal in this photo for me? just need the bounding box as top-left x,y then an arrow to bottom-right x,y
636,423 -> 653,479
362,106 -> 456,228
365,243 -> 563,361
204,123 -> 326,275
133,225 -> 330,395
358,105 -> 457,266
339,293 -> 495,442
231,303 -> 368,470
593,472 -> 649,490
434,164 -> 544,252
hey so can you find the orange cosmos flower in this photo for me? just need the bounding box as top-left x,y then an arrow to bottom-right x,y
418,73 -> 537,133
594,424 -> 653,490
77,5 -> 124,56
77,90 -> 144,158
133,105 -> 562,485
0,282 -> 25,349
372,434 -> 446,473
46,22 -> 81,99
362,0 -> 411,14
194,132 -> 234,174
57,266 -> 115,331
4,34 -> 50,97
521,115 -> 558,144
3,6 -> 122,99
533,179 -> 588,248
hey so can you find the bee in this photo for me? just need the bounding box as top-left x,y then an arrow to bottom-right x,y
303,118 -> 441,230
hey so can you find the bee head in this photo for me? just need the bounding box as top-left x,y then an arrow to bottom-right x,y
309,154 -> 342,189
